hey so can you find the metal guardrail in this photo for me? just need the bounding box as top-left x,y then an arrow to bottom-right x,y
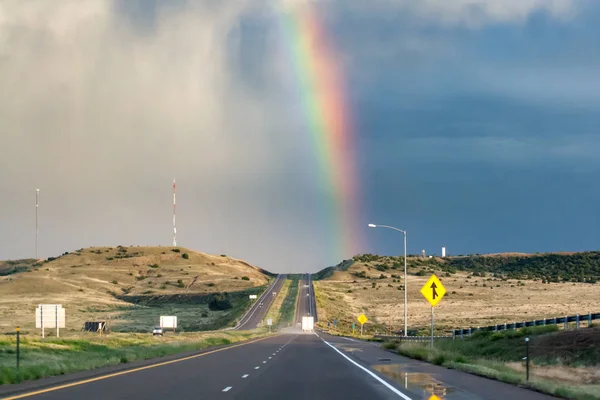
452,311 -> 600,338
374,335 -> 452,341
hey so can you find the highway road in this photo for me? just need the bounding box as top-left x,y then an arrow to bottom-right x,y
295,273 -> 317,325
1,272 -> 559,400
1,331 -> 559,400
235,274 -> 286,330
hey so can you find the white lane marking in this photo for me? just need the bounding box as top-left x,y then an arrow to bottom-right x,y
255,366 -> 260,369
222,386 -> 232,392
322,340 -> 413,400
242,374 -> 249,379
272,353 -> 276,355
268,357 -> 272,359
263,361 -> 267,364
342,337 -> 360,342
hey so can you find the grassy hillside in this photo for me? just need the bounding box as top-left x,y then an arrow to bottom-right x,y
0,246 -> 272,333
352,251 -> 600,282
312,252 -> 600,334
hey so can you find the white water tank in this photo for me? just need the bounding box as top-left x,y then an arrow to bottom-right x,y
442,246 -> 446,257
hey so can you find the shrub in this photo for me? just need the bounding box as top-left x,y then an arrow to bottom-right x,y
371,282 -> 377,288
182,253 -> 189,259
241,276 -> 250,281
149,264 -> 159,269
112,280 -> 118,284
177,279 -> 184,288
206,282 -> 215,287
208,293 -> 232,311
171,248 -> 181,253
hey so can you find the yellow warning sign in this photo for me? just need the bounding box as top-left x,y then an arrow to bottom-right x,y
357,314 -> 368,325
420,274 -> 447,307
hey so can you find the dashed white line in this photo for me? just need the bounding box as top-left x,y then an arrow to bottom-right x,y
272,353 -> 276,355
268,357 -> 272,359
263,361 -> 267,364
222,386 -> 232,392
254,366 -> 260,370
242,374 -> 249,379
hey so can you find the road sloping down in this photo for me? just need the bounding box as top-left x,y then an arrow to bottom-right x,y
235,274 -> 286,330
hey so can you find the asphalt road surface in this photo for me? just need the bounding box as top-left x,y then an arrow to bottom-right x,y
2,331 -> 559,400
2,272 -> 560,400
295,273 -> 317,325
235,274 -> 286,330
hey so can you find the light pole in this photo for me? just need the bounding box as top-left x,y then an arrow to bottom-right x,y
368,223 -> 408,337
36,189 -> 39,259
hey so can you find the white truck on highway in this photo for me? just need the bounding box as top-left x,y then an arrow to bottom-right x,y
302,316 -> 314,332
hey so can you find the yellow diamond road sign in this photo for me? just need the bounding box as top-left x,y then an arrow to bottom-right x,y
429,395 -> 441,400
420,274 -> 446,307
357,314 -> 368,325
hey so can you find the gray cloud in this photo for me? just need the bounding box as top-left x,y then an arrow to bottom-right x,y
0,0 -> 339,271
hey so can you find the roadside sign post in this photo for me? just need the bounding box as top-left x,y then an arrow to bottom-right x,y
420,275 -> 446,349
267,318 -> 272,333
352,323 -> 355,335
16,327 -> 20,382
525,337 -> 530,381
357,314 -> 368,337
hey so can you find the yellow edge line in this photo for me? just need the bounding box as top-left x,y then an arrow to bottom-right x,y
3,335 -> 277,400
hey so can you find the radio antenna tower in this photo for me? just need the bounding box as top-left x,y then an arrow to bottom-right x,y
172,178 -> 177,247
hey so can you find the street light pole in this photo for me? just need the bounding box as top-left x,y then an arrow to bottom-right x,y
368,223 -> 408,337
36,189 -> 39,259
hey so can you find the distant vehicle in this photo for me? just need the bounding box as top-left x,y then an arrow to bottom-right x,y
259,302 -> 263,307
306,293 -> 309,296
272,292 -> 276,296
153,326 -> 163,336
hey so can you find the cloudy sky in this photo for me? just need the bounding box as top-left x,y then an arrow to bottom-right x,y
1,0 -> 599,273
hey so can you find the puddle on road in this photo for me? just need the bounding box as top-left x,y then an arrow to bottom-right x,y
372,364 -> 483,400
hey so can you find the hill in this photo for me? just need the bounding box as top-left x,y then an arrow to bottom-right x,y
311,251 -> 600,335
0,246 -> 272,333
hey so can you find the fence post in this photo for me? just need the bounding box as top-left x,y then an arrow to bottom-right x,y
576,314 -> 580,329
460,329 -> 464,339
468,327 -> 472,336
564,316 -> 568,330
16,327 -> 21,383
589,312 -> 593,327
504,323 -> 507,331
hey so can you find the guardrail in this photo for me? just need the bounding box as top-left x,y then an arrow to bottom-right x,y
452,311 -> 600,338
373,335 -> 452,341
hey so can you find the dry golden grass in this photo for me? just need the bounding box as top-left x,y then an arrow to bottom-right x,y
0,246 -> 270,333
506,362 -> 600,385
314,262 -> 600,333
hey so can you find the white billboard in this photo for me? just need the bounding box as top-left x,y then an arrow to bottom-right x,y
35,304 -> 65,329
160,316 -> 177,330
249,295 -> 258,300
35,304 -> 65,337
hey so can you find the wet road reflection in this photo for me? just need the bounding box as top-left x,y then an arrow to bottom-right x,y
372,364 -> 483,400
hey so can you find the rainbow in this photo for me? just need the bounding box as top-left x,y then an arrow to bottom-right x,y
280,3 -> 363,262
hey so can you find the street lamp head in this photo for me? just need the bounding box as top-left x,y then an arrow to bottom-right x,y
368,224 -> 377,228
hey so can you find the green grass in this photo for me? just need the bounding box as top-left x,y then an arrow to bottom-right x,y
278,277 -> 299,328
387,325 -> 600,400
0,330 -> 271,385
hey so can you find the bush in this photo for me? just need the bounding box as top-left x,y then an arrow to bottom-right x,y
208,293 -> 232,311
433,354 -> 445,365
149,264 -> 159,269
241,276 -> 250,281
206,283 -> 215,287
171,248 -> 181,253
182,253 -> 189,259
112,280 -> 118,284
177,279 -> 184,288
371,282 -> 377,288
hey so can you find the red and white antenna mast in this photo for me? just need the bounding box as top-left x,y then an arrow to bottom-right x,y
173,178 -> 177,247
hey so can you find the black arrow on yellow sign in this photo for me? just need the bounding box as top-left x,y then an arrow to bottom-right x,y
430,282 -> 438,299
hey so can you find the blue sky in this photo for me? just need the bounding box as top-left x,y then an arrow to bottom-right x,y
0,0 -> 598,272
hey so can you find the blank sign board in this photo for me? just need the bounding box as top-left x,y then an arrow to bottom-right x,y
35,305 -> 66,328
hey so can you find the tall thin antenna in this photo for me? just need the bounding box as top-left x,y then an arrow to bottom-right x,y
173,179 -> 177,247
36,189 -> 39,259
